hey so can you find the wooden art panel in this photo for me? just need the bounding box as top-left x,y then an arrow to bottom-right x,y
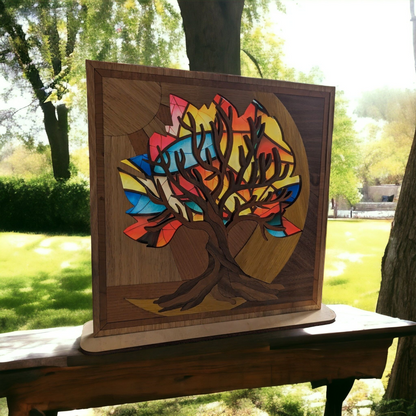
87,61 -> 335,337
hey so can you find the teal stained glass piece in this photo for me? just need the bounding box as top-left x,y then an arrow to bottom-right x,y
185,201 -> 203,213
154,133 -> 215,174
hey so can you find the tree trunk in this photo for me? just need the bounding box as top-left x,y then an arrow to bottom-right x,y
42,102 -> 70,181
333,198 -> 338,218
177,0 -> 244,75
376,130 -> 416,400
375,1 -> 416,401
154,222 -> 283,312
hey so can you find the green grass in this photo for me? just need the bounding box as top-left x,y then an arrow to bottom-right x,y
0,232 -> 92,332
322,219 -> 395,389
322,219 -> 391,311
0,220 -> 391,333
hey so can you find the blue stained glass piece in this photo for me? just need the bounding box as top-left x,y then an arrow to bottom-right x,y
285,183 -> 300,203
126,195 -> 165,215
154,133 -> 215,174
185,201 -> 203,213
129,154 -> 152,176
124,191 -> 142,207
266,228 -> 286,238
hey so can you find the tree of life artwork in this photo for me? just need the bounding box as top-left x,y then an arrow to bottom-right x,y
118,94 -> 305,314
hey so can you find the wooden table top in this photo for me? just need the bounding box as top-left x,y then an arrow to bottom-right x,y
1,305 -> 416,372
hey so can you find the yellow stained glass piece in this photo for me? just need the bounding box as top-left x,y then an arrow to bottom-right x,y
119,171 -> 146,193
271,175 -> 300,190
121,159 -> 141,171
262,117 -> 290,152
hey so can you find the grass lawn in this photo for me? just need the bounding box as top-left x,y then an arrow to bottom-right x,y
0,232 -> 92,333
0,220 -> 392,333
323,219 -> 391,311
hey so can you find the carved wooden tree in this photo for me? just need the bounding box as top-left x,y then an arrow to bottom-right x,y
119,94 -> 302,312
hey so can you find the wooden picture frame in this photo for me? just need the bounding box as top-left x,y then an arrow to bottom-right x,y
86,60 -> 335,340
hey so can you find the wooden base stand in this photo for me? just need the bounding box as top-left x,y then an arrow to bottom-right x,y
80,304 -> 336,353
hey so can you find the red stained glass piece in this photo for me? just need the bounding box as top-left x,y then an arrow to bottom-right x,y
282,217 -> 301,236
124,216 -> 154,240
149,133 -> 176,161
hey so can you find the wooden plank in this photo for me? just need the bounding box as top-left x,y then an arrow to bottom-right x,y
1,306 -> 416,372
4,338 -> 391,416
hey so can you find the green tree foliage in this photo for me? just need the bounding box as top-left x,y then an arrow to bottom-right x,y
0,145 -> 52,178
329,93 -> 361,207
0,0 -> 85,180
0,0 -> 184,181
74,0 -> 183,68
356,87 -> 416,185
240,2 -> 324,83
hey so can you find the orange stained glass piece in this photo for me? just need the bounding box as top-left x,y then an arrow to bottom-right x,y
156,220 -> 182,247
253,201 -> 281,218
257,136 -> 294,164
231,103 -> 255,132
237,188 -> 251,202
124,215 -> 154,240
192,213 -> 204,222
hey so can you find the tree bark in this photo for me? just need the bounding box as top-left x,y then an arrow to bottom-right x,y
43,103 -> 70,181
177,0 -> 244,75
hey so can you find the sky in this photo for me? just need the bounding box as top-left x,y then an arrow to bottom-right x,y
274,0 -> 415,105
0,0 -> 415,136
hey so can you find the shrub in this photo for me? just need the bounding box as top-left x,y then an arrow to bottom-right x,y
374,399 -> 416,415
0,176 -> 90,234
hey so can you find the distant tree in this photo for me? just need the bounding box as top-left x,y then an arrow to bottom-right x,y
240,22 -> 324,83
329,93 -> 361,216
0,0 -> 183,181
0,0 -> 85,180
376,0 -> 416,402
356,87 -> 416,185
